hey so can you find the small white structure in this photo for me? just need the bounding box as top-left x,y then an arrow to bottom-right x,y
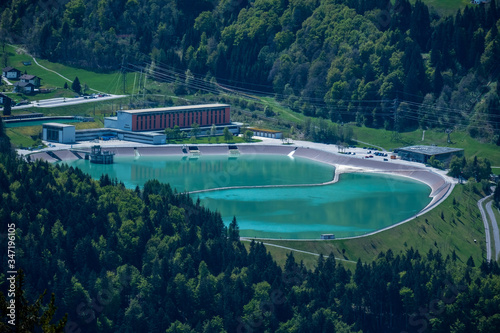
320,234 -> 335,240
43,123 -> 76,144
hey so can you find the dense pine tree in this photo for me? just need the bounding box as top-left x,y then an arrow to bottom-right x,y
71,76 -> 81,94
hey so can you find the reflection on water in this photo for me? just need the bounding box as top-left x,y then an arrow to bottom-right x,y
197,173 -> 431,239
62,154 -> 431,239
65,154 -> 334,191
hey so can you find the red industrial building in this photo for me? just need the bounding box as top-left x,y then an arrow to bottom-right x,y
104,104 -> 231,132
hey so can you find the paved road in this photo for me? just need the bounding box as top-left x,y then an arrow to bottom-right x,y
2,76 -> 13,85
4,95 -> 126,112
478,194 -> 494,261
486,200 -> 500,261
33,95 -> 126,108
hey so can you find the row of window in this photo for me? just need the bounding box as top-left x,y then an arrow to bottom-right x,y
46,128 -> 60,141
135,109 -> 227,131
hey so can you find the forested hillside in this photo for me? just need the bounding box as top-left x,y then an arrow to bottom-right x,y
1,0 -> 500,141
1,123 -> 500,331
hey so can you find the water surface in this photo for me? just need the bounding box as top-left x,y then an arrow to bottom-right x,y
65,154 -> 334,191
62,154 -> 431,239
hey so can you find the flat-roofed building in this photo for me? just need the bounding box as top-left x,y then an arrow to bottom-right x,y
104,104 -> 231,132
395,145 -> 464,166
43,123 -> 76,144
248,127 -> 283,139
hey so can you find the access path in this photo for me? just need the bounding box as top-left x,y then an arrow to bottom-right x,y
485,200 -> 500,261
32,56 -> 73,83
240,238 -> 356,264
478,194 -> 493,261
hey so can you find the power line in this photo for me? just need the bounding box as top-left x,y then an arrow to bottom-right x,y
122,59 -> 500,130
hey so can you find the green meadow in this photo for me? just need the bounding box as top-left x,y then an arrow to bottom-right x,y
2,44 -> 135,95
351,125 -> 500,166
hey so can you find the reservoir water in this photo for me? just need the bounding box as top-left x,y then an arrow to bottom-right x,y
62,154 -> 432,239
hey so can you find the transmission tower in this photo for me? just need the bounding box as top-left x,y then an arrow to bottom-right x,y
446,128 -> 452,144
392,98 -> 401,142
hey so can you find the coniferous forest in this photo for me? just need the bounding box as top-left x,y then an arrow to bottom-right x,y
1,123 -> 500,331
2,0 -> 500,332
1,0 -> 500,140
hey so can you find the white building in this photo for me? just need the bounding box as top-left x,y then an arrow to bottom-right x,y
43,123 -> 76,144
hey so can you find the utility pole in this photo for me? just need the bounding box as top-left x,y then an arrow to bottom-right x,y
143,67 -> 147,108
132,72 -> 137,98
446,128 -> 452,144
392,98 -> 400,141
123,71 -> 126,95
121,55 -> 126,95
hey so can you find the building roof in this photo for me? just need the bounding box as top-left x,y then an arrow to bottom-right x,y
248,127 -> 282,133
43,123 -> 75,128
120,104 -> 230,115
397,145 -> 464,156
0,93 -> 11,99
14,81 -> 34,87
20,74 -> 39,80
2,66 -> 20,72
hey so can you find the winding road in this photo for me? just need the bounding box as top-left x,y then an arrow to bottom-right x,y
486,200 -> 500,261
478,195 -> 493,261
478,192 -> 500,262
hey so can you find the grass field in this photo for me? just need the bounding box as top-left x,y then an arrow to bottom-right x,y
5,126 -> 41,148
420,0 -> 471,16
242,241 -> 324,271
351,126 -> 500,166
260,97 -> 306,124
258,183 -> 488,268
2,45 -> 136,95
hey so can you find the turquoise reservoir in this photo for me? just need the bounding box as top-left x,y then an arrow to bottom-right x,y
62,154 -> 431,239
